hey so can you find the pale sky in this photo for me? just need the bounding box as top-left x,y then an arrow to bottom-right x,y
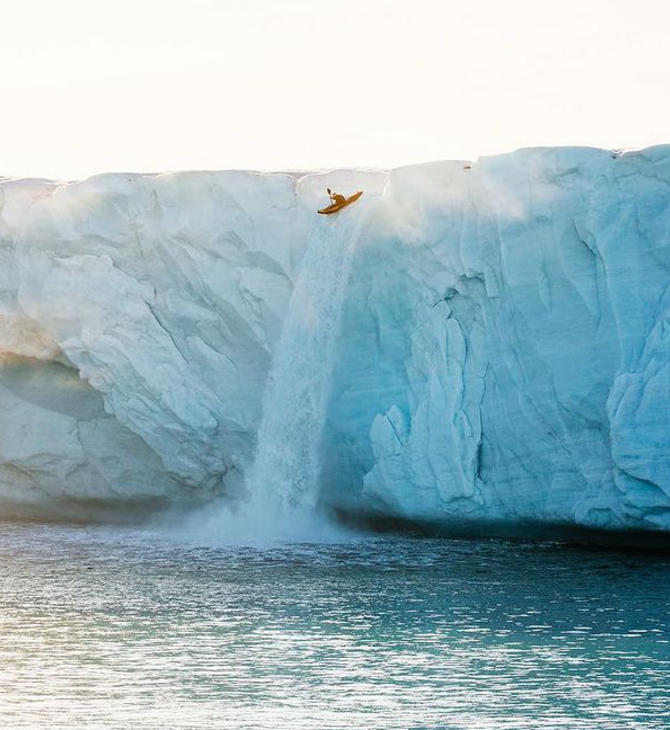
2,0 -> 669,179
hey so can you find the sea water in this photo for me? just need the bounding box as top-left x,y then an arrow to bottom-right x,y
0,524 -> 669,730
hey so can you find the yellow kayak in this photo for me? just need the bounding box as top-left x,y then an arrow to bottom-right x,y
318,191 -> 364,215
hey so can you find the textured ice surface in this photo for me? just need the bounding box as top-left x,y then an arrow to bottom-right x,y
1,147 -> 670,532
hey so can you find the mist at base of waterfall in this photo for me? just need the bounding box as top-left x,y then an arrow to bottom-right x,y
165,498 -> 355,547
2,522 -> 670,730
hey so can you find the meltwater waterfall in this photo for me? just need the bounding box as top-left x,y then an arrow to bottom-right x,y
246,201 -> 370,515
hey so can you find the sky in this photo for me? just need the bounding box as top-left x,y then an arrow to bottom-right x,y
2,0 -> 670,179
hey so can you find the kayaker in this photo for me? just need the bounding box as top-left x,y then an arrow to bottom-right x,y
327,188 -> 347,206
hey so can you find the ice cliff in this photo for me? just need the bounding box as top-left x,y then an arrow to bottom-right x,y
2,146 -> 670,534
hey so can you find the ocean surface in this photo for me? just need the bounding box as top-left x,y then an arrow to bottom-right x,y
1,523 -> 669,730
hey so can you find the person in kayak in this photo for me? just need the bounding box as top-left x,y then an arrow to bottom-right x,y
327,188 -> 347,206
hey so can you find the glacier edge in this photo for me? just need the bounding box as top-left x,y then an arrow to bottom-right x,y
2,147 -> 670,534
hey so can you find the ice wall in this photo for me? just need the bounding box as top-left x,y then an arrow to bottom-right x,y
1,147 -> 670,533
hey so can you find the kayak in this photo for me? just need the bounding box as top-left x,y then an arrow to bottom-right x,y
318,191 -> 364,215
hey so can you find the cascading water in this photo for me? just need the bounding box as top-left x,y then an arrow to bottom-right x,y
245,200 -> 370,517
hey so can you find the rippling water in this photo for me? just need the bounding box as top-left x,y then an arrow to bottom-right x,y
1,524 -> 669,729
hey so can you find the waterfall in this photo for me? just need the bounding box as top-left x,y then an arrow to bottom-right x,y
246,200 -> 369,515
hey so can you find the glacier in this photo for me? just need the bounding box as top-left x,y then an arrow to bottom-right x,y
2,146 -> 670,535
